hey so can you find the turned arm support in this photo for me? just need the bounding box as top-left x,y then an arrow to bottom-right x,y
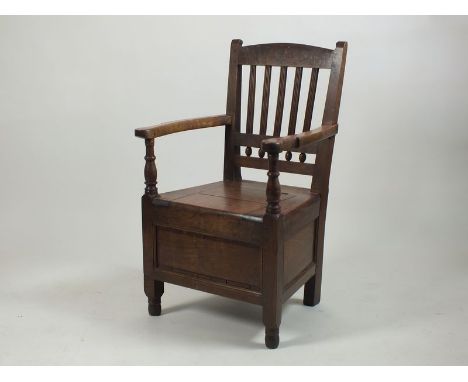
262,124 -> 338,216
135,114 -> 232,139
261,124 -> 338,154
136,114 -> 231,198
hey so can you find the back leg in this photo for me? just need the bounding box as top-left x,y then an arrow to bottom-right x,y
303,274 -> 320,306
304,215 -> 325,306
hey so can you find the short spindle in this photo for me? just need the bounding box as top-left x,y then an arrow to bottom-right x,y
144,138 -> 158,197
266,152 -> 281,215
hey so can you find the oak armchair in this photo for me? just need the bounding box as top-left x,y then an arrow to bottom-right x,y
135,40 -> 347,349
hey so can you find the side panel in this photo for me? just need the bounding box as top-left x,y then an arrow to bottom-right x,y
283,220 -> 315,288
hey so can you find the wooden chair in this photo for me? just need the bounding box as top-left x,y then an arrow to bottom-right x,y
134,40 -> 347,349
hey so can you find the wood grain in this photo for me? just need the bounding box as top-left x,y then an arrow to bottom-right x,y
157,227 -> 262,289
238,43 -> 334,68
273,66 -> 288,137
136,39 -> 348,349
135,114 -> 231,139
262,124 -> 338,153
303,68 -> 319,132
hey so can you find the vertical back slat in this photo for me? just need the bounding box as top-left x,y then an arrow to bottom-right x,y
273,66 -> 288,136
259,65 -> 272,135
225,40 -> 347,183
288,67 -> 303,135
303,68 -> 319,132
245,65 -> 256,134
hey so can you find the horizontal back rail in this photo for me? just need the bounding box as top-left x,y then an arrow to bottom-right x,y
232,132 -> 318,154
238,43 -> 334,68
235,155 -> 315,176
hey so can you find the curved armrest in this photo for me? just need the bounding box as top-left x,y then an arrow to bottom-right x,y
261,124 -> 338,153
135,114 -> 232,139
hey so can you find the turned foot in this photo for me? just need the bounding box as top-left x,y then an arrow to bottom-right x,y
303,294 -> 319,307
265,328 -> 279,349
145,280 -> 164,316
303,276 -> 320,306
148,301 -> 161,316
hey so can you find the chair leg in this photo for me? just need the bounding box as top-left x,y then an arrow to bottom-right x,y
265,327 -> 280,349
262,167 -> 284,349
263,296 -> 282,349
303,275 -> 320,306
148,297 -> 161,316
304,212 -> 326,307
263,306 -> 281,349
146,279 -> 164,316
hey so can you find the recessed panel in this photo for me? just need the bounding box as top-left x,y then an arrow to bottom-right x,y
156,227 -> 262,290
283,221 -> 315,287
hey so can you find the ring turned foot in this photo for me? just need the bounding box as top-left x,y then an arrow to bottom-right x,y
148,302 -> 161,316
265,328 -> 279,349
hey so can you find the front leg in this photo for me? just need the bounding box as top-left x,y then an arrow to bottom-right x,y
262,152 -> 284,349
146,279 -> 164,316
142,138 -> 162,315
262,214 -> 283,349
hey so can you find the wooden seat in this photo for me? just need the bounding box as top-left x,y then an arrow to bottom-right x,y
158,180 -> 320,219
134,39 -> 348,349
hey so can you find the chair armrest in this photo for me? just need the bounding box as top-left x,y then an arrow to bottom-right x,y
261,124 -> 338,154
135,114 -> 232,139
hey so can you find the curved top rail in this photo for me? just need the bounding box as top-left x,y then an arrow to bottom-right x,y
238,43 -> 334,69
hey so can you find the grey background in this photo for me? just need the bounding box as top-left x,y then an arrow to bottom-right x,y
0,16 -> 467,365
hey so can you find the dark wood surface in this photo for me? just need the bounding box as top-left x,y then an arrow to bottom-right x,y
135,40 -> 348,349
238,43 -> 334,68
135,114 -> 231,139
159,180 -> 318,218
261,124 -> 338,153
157,227 -> 262,290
